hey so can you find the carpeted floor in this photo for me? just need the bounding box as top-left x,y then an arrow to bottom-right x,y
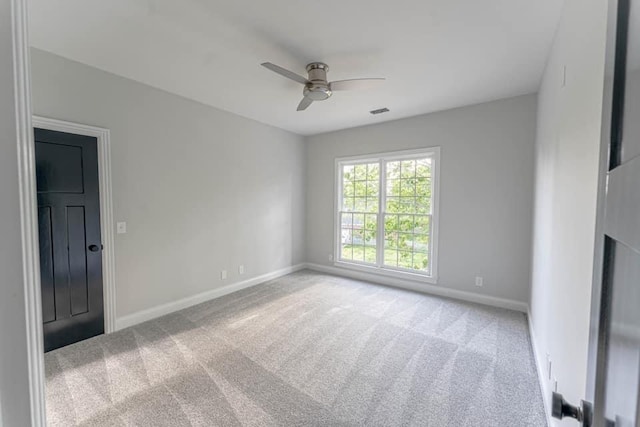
45,270 -> 546,426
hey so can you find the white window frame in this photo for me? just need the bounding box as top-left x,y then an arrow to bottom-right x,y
334,147 -> 440,284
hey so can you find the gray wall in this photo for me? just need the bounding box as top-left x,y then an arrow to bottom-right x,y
529,0 -> 607,421
306,94 -> 537,303
0,1 -> 32,425
30,48 -> 306,318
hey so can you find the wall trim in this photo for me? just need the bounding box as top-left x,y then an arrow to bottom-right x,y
304,262 -> 529,312
12,0 -> 47,424
32,116 -> 117,334
115,264 -> 306,331
527,308 -> 552,427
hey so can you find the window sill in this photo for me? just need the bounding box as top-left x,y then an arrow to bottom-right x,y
333,261 -> 438,285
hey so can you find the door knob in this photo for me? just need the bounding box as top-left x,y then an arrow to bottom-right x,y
552,392 -> 593,426
88,244 -> 102,252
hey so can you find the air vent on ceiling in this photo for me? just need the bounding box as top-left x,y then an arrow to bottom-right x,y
370,108 -> 390,115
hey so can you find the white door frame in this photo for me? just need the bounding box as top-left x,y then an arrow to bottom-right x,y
11,0 -> 47,424
32,116 -> 117,334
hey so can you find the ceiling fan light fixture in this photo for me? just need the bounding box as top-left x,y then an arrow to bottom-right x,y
304,84 -> 332,101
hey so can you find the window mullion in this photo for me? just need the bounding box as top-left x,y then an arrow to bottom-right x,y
377,159 -> 386,267
427,213 -> 433,275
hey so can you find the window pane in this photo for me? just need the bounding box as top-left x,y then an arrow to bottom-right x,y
364,214 -> 377,234
398,215 -> 413,233
352,227 -> 364,245
386,179 -> 400,197
397,233 -> 413,251
413,251 -> 429,271
354,180 -> 367,197
354,197 -> 367,212
384,227 -> 397,249
384,214 -> 398,233
416,158 -> 431,177
343,165 -> 355,182
416,177 -> 431,213
356,244 -> 366,262
386,196 -> 399,213
400,178 -> 416,197
341,228 -> 353,244
416,177 -> 430,193
415,216 -> 430,234
343,180 -> 355,198
364,246 -> 377,263
414,233 -> 429,251
367,163 -> 379,181
398,251 -> 413,268
364,231 -> 376,247
366,180 -> 379,198
366,198 -> 378,213
341,213 -> 353,228
363,214 -> 377,263
401,160 -> 416,178
387,161 -> 400,179
384,248 -> 398,266
398,198 -> 415,213
341,243 -> 354,260
354,164 -> 367,180
343,197 -> 354,211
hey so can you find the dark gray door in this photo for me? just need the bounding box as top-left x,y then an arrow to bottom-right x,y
553,0 -> 640,425
595,0 -> 640,424
35,128 -> 104,352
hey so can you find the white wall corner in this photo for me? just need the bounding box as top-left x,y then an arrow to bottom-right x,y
115,263 -> 306,330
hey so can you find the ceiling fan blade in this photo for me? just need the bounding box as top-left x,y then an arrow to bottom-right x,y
261,62 -> 309,85
297,97 -> 313,111
329,78 -> 386,91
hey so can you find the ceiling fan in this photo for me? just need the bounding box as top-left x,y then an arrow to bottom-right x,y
261,62 -> 385,111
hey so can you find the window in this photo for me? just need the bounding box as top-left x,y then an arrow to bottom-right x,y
336,148 -> 439,282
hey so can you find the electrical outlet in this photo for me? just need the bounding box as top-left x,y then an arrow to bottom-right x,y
116,221 -> 127,234
546,354 -> 550,378
328,254 -> 333,261
220,270 -> 227,280
239,265 -> 244,275
475,276 -> 483,287
562,65 -> 567,88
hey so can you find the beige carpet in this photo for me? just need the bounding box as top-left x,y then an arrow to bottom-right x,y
45,270 -> 546,426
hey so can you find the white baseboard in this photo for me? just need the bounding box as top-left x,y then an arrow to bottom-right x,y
303,262 -> 528,313
527,308 -> 552,427
115,261 -> 528,329
115,264 -> 306,330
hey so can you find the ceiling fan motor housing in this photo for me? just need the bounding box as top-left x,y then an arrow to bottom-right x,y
304,62 -> 332,100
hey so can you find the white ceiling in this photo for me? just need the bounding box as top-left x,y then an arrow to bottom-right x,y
28,0 -> 562,136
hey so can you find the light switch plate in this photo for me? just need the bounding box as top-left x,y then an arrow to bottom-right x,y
117,222 -> 127,234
